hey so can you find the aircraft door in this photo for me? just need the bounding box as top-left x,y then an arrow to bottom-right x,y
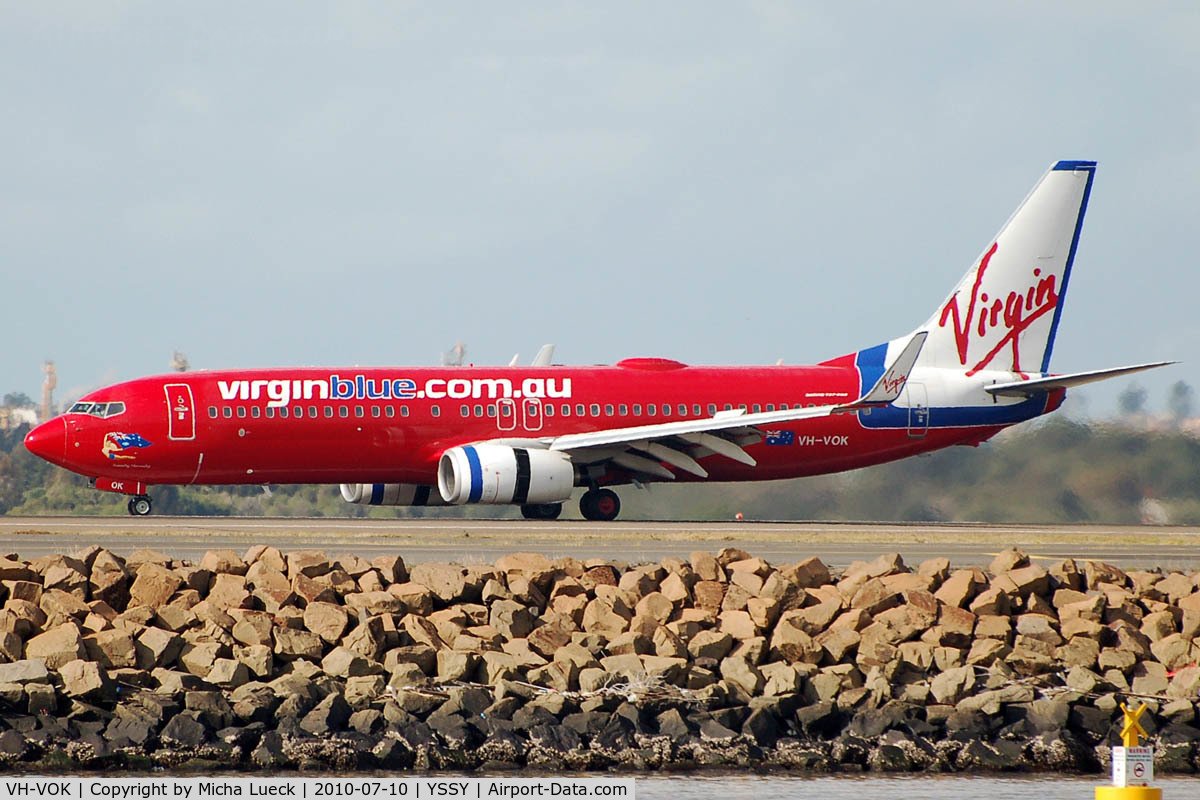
906,382 -> 929,438
495,399 -> 516,431
522,398 -> 543,432
164,383 -> 196,441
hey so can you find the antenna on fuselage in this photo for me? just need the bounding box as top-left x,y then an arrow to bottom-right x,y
170,351 -> 190,372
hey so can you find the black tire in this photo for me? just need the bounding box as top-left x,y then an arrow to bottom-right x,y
580,488 -> 620,521
130,495 -> 152,516
521,503 -> 563,520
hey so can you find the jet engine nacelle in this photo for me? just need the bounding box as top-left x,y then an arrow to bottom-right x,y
339,483 -> 447,506
438,444 -> 574,505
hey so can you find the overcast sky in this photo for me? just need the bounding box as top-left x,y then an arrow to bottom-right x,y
4,2 -> 1197,416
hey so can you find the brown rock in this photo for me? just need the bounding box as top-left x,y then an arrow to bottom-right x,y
689,551 -> 725,582
678,627 -> 727,660
582,564 -> 618,588
436,650 -> 479,682
179,641 -> 223,676
286,551 -> 331,581
60,658 -> 111,699
1150,634 -> 1198,671
816,626 -> 861,661
292,574 -> 338,605
968,587 -> 1010,616
344,591 -> 404,616
934,568 -> 983,609
207,574 -> 251,610
322,646 -> 382,678
129,564 -> 182,608
490,599 -> 535,640
370,555 -> 407,584
851,579 -> 902,615
389,583 -> 435,615
83,629 -> 137,668
245,545 -> 287,572
652,626 -> 688,659
273,627 -> 323,661
692,581 -> 726,613
635,592 -> 674,624
303,602 -> 349,643
769,617 -> 822,664
25,622 -> 85,669
199,550 -> 248,576
718,609 -> 758,640
207,658 -> 251,688
746,597 -> 780,630
410,563 -> 469,604
581,597 -> 630,635
989,548 -> 1030,574
527,624 -> 572,659
606,631 -> 651,656
135,626 -> 182,669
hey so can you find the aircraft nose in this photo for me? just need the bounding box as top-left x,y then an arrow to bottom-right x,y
24,419 -> 67,465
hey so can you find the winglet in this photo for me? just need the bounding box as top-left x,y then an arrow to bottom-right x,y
844,332 -> 927,409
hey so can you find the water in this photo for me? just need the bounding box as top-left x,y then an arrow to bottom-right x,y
632,774 -> 1199,799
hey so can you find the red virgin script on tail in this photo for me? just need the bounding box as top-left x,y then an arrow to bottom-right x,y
938,242 -> 1059,377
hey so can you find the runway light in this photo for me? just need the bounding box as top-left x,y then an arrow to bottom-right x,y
735,512 -> 744,521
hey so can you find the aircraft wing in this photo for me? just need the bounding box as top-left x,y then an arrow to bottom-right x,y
984,361 -> 1175,397
541,332 -> 926,479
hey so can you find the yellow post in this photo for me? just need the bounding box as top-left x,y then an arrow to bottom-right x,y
1095,703 -> 1161,800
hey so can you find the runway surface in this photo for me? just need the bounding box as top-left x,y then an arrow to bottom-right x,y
0,517 -> 1196,570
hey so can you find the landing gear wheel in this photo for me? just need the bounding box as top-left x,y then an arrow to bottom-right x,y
520,503 -> 563,521
579,488 -> 620,521
128,495 -> 152,516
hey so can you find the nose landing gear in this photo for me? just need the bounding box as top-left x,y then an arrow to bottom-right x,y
579,488 -> 621,521
127,495 -> 153,516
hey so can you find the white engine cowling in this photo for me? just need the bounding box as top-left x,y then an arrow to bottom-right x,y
339,483 -> 448,506
438,444 -> 574,505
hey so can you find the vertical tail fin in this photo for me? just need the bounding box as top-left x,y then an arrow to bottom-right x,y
917,161 -> 1096,376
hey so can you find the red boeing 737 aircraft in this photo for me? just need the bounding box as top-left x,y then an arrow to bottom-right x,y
25,161 -> 1169,520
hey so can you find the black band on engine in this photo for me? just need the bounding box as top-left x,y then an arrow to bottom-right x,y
513,448 -> 532,505
413,485 -> 431,506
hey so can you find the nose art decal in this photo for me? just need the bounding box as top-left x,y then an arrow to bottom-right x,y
102,432 -> 152,460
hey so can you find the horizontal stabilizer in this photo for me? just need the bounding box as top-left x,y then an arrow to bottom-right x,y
984,361 -> 1175,397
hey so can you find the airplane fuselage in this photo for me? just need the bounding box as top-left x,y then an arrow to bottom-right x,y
33,359 -> 1057,489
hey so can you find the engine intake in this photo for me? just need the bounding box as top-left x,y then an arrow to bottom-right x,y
339,483 -> 447,506
438,444 -> 574,505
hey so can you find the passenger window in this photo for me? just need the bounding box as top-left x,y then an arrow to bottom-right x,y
544,405 -> 553,417
633,404 -> 642,416
661,404 -> 671,416
431,406 -> 440,417
371,406 -> 381,418
707,404 -> 717,415
647,404 -> 656,416
355,406 -> 365,418
618,404 -> 628,415
252,407 -> 261,419
236,406 -> 246,418
724,404 -> 733,411
460,405 -> 470,418
766,404 -> 775,412
561,404 -> 570,417
474,404 -> 484,417
487,405 -> 496,418
576,404 -> 586,416
738,404 -> 747,411
266,407 -> 275,419
401,406 -> 410,417
223,407 -> 233,419
500,405 -> 512,417
678,404 -> 687,416
339,406 -> 349,418
208,407 -> 217,419
753,404 -> 761,413
324,406 -> 334,418
279,407 -> 289,418
309,406 -> 318,418
693,404 -> 701,416
385,406 -> 395,418
590,404 -> 600,417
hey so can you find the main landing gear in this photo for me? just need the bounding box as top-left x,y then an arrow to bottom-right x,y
520,503 -> 563,520
579,488 -> 621,522
127,495 -> 153,516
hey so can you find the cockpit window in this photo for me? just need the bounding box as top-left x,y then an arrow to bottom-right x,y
67,401 -> 126,419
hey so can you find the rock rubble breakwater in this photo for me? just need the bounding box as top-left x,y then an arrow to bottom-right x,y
0,543 -> 1194,773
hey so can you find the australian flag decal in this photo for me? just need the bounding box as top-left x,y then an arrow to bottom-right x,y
765,430 -> 794,446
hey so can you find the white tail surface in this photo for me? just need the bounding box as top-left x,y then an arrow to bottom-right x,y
917,161 -> 1096,377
